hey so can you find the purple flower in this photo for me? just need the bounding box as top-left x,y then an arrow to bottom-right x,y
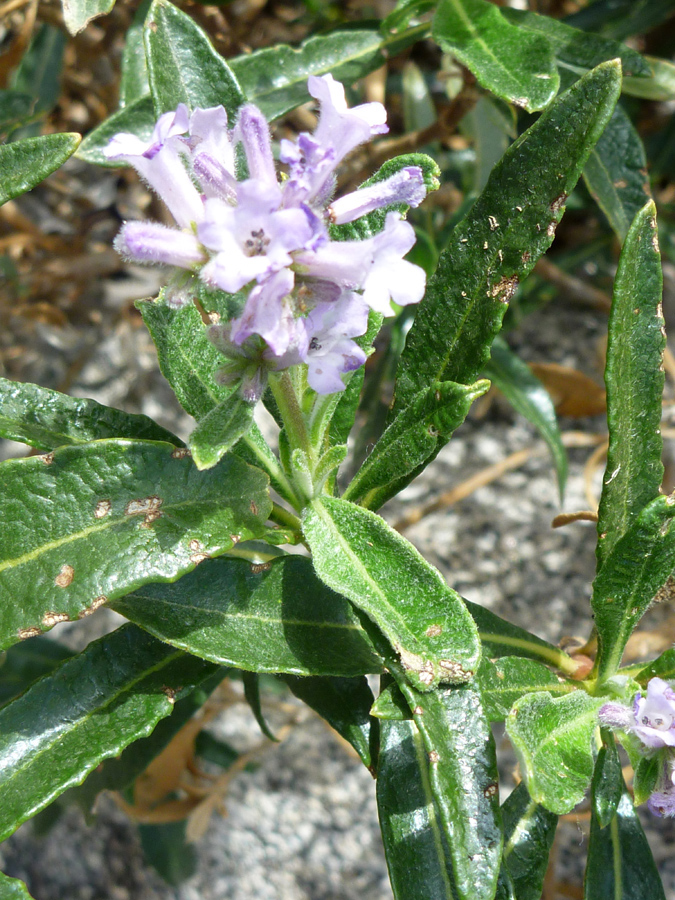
600,679 -> 675,749
328,167 -> 427,225
114,222 -> 206,269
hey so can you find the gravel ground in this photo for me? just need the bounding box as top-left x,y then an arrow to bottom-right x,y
3,257 -> 675,897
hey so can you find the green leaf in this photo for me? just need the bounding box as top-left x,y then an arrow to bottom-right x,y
596,201 -> 664,573
62,0 -> 115,35
402,61 -> 436,134
382,0 -> 435,33
139,293 -> 233,420
591,734 -> 623,827
76,95 -> 156,167
0,440 -> 270,650
637,648 -> 675,682
565,0 -> 675,42
0,636 -> 73,708
0,376 -> 181,450
623,55 -> 675,101
593,495 -> 675,680
0,624 -> 217,841
376,718 -> 456,900
302,497 -> 481,692
188,395 -> 255,470
282,674 -> 377,770
0,91 -> 35,135
145,0 -> 245,116
485,337 -> 567,497
66,667 -> 228,811
633,755 -> 660,807
342,379 -> 490,510
0,873 -> 35,900
242,671 -> 277,741
112,555 -> 384,677
229,24 -> 427,121
120,0 -> 152,106
432,0 -> 558,113
583,105 -> 652,242
585,787 -> 666,899
392,60 -> 621,416
139,821 -> 198,886
501,781 -> 558,900
501,7 -> 650,80
398,681 -> 503,900
475,656 -> 573,723
11,25 -> 66,124
0,134 -> 80,207
506,691 -> 603,815
462,95 -> 516,194
371,679 -> 412,721
464,599 -> 579,677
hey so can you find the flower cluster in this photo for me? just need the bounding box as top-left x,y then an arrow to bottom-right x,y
105,75 -> 429,398
600,677 -> 675,816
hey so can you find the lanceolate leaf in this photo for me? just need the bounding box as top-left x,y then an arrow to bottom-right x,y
376,718 -> 456,900
144,0 -> 245,116
0,624 -> 217,841
585,787 -> 666,900
0,636 -> 73,708
501,7 -> 650,79
76,96 -> 155,167
591,734 -> 623,828
230,24 -> 427,122
0,134 -> 80,207
596,201 -> 664,570
506,691 -> 603,815
0,440 -> 270,650
583,105 -> 652,242
485,337 -> 567,496
637,648 -> 675,682
112,555 -> 384,677
432,0 -> 558,112
592,495 -> 675,680
303,497 -> 481,692
501,781 -> 558,900
0,873 -> 35,900
343,379 -> 489,510
282,674 -> 377,770
475,656 -> 573,723
398,680 -> 503,900
62,0 -> 115,35
392,61 -> 621,416
119,0 -> 152,107
0,376 -> 182,450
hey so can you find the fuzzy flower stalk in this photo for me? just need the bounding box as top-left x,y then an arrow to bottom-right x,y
105,75 -> 431,399
600,677 -> 675,816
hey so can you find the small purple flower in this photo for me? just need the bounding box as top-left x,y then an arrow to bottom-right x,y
114,222 -> 206,270
328,167 -> 427,225
632,678 -> 675,749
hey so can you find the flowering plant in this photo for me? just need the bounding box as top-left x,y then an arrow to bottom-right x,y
2,0 -> 675,897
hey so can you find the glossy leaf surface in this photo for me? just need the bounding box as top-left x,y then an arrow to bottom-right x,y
591,735 -> 623,828
393,61 -> 621,415
76,95 -> 155,167
475,656 -> 572,723
0,134 -> 80,207
376,718 -> 455,900
0,873 -> 34,900
0,636 -> 73,708
343,379 -> 489,510
432,0 -> 558,112
637,648 -> 675,682
585,788 -> 666,899
584,105 -> 652,242
593,495 -> 675,679
145,0 -> 245,116
485,337 -> 567,496
62,0 -> 115,35
283,674 -> 377,770
596,201 -> 664,571
0,440 -> 270,650
501,781 -> 557,900
399,681 -> 502,900
119,0 -> 151,106
0,376 -> 181,450
506,690 -> 603,814
113,555 -> 384,677
633,755 -> 660,807
230,25 -> 426,121
189,395 -> 254,470
303,497 -> 481,691
0,624 -> 217,841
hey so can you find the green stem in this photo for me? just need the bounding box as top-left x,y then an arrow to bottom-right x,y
269,503 -> 302,532
268,371 -> 314,465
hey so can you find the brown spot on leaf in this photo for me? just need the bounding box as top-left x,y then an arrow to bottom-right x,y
171,447 -> 191,459
483,783 -> 498,799
439,659 -> 471,682
250,561 -> 272,574
162,686 -> 178,704
426,624 -> 442,637
78,596 -> 108,618
95,499 -> 112,519
39,452 -> 55,465
125,496 -> 162,517
489,275 -> 519,304
428,750 -> 440,763
250,501 -> 258,516
55,564 -> 74,588
550,193 -> 567,214
42,611 -> 70,628
613,179 -> 627,189
18,627 -> 41,640
413,706 -> 424,716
